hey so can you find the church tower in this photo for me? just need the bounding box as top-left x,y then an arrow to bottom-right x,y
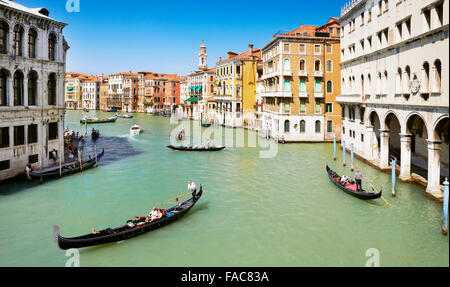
198,40 -> 207,71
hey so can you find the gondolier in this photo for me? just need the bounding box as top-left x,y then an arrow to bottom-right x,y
355,169 -> 362,192
188,180 -> 197,200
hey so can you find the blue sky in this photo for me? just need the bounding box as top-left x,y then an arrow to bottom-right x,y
19,0 -> 343,76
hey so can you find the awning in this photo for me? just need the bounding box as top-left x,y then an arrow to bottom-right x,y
67,87 -> 73,91
189,86 -> 196,90
185,98 -> 199,102
196,86 -> 202,92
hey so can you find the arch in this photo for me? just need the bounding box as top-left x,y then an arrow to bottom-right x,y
432,115 -> 449,142
433,59 -> 441,93
284,58 -> 291,71
314,59 -> 321,71
13,24 -> 25,57
284,120 -> 290,133
299,59 -> 306,71
326,60 -> 333,72
48,73 -> 57,105
0,20 -> 9,54
27,70 -> 39,106
366,109 -> 381,128
48,32 -> 57,61
300,120 -> 306,133
326,80 -> 333,93
28,27 -> 38,59
13,70 -> 24,106
0,69 -> 9,106
315,120 -> 321,133
405,112 -> 429,137
384,111 -> 402,131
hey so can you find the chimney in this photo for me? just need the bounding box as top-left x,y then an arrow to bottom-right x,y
300,24 -> 303,28
227,52 -> 234,58
249,44 -> 254,58
219,56 -> 222,62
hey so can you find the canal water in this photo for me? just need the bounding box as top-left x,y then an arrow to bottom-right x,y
0,110 -> 448,267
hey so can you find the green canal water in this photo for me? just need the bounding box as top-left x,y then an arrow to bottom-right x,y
0,110 -> 448,267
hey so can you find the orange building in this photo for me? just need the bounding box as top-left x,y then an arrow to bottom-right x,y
260,17 -> 342,142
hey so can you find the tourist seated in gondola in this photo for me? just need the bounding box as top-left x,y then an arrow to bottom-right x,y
340,174 -> 349,185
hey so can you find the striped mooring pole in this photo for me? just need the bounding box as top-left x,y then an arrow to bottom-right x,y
351,143 -> 354,171
333,135 -> 337,161
343,140 -> 346,167
443,178 -> 449,235
391,159 -> 396,197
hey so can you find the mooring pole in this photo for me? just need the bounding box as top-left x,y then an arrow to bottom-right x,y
443,178 -> 449,235
351,143 -> 354,171
59,151 -> 62,177
392,159 -> 396,197
39,153 -> 43,184
333,135 -> 337,161
79,150 -> 83,171
343,140 -> 346,167
95,145 -> 98,167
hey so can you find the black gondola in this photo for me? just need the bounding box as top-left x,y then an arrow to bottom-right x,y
29,150 -> 105,179
167,145 -> 225,151
55,186 -> 203,250
91,129 -> 100,140
326,165 -> 382,200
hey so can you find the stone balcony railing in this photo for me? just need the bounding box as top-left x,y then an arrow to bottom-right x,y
314,91 -> 324,98
314,71 -> 323,77
299,91 -> 308,98
299,70 -> 308,77
261,91 -> 292,98
261,70 -> 281,80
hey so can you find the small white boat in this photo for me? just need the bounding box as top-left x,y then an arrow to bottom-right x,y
130,124 -> 143,135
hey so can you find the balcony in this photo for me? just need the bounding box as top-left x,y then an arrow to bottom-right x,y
314,71 -> 323,77
299,91 -> 308,98
299,70 -> 308,77
314,91 -> 324,98
283,70 -> 292,76
261,91 -> 292,98
261,70 -> 281,80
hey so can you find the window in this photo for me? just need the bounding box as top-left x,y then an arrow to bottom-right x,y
0,21 -> 8,54
326,81 -> 333,94
325,103 -> 333,113
315,101 -> 321,114
0,69 -> 7,106
315,80 -> 322,92
283,43 -> 290,53
284,58 -> 291,71
48,73 -> 57,105
315,120 -> 321,133
48,33 -> 57,61
367,36 -> 372,48
384,0 -> 389,12
422,62 -> 430,94
13,71 -> 24,106
314,44 -> 321,55
314,60 -> 321,71
14,126 -> 25,146
28,72 -> 38,106
13,25 -> 24,57
433,59 -> 441,93
300,80 -> 306,92
0,127 -> 9,148
28,28 -> 37,59
436,3 -> 443,27
361,12 -> 365,25
368,10 -> 372,22
28,124 -> 38,144
300,120 -> 306,133
0,160 -> 10,171
299,44 -> 306,54
284,79 -> 291,92
284,120 -> 290,132
361,133 -> 364,142
326,44 -> 332,54
300,100 -> 306,113
48,122 -> 58,140
327,120 -> 333,133
29,154 -> 38,164
326,60 -> 332,72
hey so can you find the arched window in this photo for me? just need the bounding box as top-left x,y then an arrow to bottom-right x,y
326,60 -> 332,72
0,21 -> 9,54
284,58 -> 291,71
13,70 -> 24,106
433,59 -> 441,93
14,25 -> 24,57
404,66 -> 411,96
28,71 -> 38,106
315,120 -> 321,133
48,73 -> 57,105
284,120 -> 290,133
28,28 -> 37,59
326,81 -> 333,93
382,71 -> 388,95
48,33 -> 57,61
299,59 -> 306,71
315,60 -> 321,71
0,70 -> 7,106
396,68 -> 402,95
300,120 -> 306,133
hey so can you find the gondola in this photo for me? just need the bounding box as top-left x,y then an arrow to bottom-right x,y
91,129 -> 100,140
201,123 -> 211,128
116,113 -> 133,119
167,145 -> 225,151
55,186 -> 203,250
29,150 -> 105,179
326,165 -> 382,200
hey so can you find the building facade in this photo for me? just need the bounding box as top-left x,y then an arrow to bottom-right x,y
260,18 -> 342,142
0,1 -> 68,180
338,0 -> 449,196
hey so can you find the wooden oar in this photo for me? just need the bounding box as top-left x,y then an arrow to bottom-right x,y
155,191 -> 193,206
367,178 -> 397,208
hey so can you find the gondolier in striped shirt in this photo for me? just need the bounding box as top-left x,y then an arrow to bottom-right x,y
355,169 -> 363,192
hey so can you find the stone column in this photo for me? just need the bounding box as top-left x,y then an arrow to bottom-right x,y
23,77 -> 28,107
364,126 -> 374,160
399,134 -> 412,181
426,140 -> 442,194
379,130 -> 390,169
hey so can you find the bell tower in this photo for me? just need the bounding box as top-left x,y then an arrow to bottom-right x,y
198,40 -> 207,71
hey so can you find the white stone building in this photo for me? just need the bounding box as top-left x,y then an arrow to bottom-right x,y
82,79 -> 100,110
0,1 -> 68,181
337,0 -> 449,197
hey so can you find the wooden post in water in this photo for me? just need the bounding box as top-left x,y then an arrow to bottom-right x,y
391,159 -> 396,197
343,140 -> 346,167
79,150 -> 83,171
59,151 -> 62,177
443,178 -> 449,235
333,135 -> 337,161
95,145 -> 98,167
39,153 -> 43,184
351,143 -> 354,171
84,120 -> 87,136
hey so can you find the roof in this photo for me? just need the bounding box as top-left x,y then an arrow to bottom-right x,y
0,0 -> 66,26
